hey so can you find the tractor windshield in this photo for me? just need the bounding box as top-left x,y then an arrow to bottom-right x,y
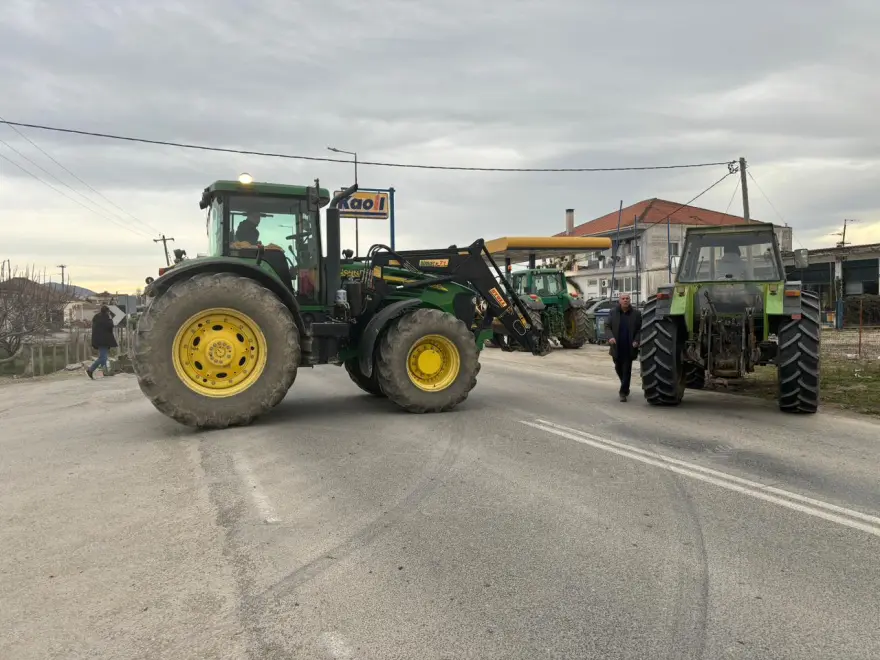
532,272 -> 565,296
227,195 -> 320,299
678,231 -> 782,283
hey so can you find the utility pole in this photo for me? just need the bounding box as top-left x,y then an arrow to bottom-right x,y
837,218 -> 857,247
739,156 -> 750,223
154,235 -> 175,266
56,264 -> 67,288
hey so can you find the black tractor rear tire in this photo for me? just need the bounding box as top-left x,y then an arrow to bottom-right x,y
132,273 -> 300,429
776,290 -> 820,414
559,307 -> 589,349
344,357 -> 385,397
639,298 -> 686,406
685,363 -> 706,390
376,308 -> 479,413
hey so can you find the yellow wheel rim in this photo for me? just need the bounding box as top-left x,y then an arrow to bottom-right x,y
171,307 -> 268,398
406,334 -> 461,392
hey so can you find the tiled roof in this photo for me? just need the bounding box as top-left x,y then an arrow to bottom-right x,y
556,198 -> 764,237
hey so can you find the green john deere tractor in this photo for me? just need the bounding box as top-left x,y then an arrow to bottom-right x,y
479,237 -> 611,350
639,224 -> 819,413
133,178 -> 562,429
508,268 -> 591,348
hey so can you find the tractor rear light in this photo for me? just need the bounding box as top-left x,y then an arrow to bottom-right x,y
158,267 -> 169,276
529,294 -> 539,300
784,290 -> 800,297
656,292 -> 671,300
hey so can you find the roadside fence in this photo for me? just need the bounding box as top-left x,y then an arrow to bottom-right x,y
0,322 -> 136,379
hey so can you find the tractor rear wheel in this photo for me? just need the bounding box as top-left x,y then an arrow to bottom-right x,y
376,308 -> 479,413
344,357 -> 385,397
776,290 -> 820,414
132,273 -> 300,428
559,307 -> 589,349
639,298 -> 686,406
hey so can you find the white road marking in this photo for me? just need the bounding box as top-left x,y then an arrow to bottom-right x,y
318,631 -> 355,659
522,419 -> 880,538
232,452 -> 280,524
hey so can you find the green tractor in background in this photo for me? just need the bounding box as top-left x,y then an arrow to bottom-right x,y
508,268 -> 591,348
479,237 -> 610,350
639,224 -> 819,413
132,178 -> 558,429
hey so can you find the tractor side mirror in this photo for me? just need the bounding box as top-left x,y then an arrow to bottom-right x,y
794,249 -> 809,269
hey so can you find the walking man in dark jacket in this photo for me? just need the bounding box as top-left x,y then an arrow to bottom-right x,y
87,305 -> 118,379
604,294 -> 642,402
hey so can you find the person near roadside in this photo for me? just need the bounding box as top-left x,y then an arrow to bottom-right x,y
604,294 -> 642,402
87,305 -> 118,379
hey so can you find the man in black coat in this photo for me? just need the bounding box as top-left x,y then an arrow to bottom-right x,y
87,305 -> 118,379
604,294 -> 642,402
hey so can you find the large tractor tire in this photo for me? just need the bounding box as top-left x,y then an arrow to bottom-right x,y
344,357 -> 385,397
133,273 -> 300,429
639,298 -> 686,406
776,290 -> 820,414
559,307 -> 589,349
375,308 -> 479,413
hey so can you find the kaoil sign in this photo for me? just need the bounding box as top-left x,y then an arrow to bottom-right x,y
334,190 -> 390,220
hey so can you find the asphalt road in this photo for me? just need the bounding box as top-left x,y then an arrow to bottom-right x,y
1,349 -> 878,660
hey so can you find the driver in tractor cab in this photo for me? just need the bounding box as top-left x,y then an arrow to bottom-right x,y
235,211 -> 261,244
718,244 -> 747,280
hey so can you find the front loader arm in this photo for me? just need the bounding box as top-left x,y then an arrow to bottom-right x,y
367,239 -> 545,355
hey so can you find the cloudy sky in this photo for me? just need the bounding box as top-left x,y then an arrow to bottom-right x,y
1,0 -> 878,293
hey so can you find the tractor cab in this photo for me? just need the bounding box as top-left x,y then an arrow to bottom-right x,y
200,179 -> 331,306
676,224 -> 785,315
511,269 -> 568,302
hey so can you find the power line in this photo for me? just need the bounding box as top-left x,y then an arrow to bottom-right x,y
747,168 -> 806,250
725,176 -> 740,214
0,119 -> 735,173
0,150 -> 153,239
643,168 -> 738,229
0,114 -> 163,236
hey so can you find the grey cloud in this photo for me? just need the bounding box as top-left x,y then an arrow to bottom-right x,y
1,0 -> 878,290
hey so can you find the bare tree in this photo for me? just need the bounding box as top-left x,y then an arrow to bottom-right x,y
0,263 -> 75,362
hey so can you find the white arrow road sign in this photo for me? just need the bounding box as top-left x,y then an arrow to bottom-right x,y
108,304 -> 127,326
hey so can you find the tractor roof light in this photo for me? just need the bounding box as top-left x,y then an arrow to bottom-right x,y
238,172 -> 254,184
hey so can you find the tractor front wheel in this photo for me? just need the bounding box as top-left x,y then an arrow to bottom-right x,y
376,308 -> 479,413
559,307 -> 589,349
639,298 -> 686,406
776,290 -> 820,413
132,273 -> 300,428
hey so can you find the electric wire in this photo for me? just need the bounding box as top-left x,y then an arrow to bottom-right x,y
0,119 -> 734,173
0,114 -> 163,236
0,150 -> 153,239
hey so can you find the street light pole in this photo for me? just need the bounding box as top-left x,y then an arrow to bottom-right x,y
328,146 -> 359,255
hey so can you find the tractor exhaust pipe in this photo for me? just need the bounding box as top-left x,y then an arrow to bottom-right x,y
325,183 -> 359,308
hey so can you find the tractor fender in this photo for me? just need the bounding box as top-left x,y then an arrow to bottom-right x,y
359,299 -> 422,378
520,295 -> 546,311
145,258 -> 306,336
653,286 -> 674,318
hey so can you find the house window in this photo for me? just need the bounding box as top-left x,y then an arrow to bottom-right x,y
669,242 -> 680,257
587,279 -> 598,287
